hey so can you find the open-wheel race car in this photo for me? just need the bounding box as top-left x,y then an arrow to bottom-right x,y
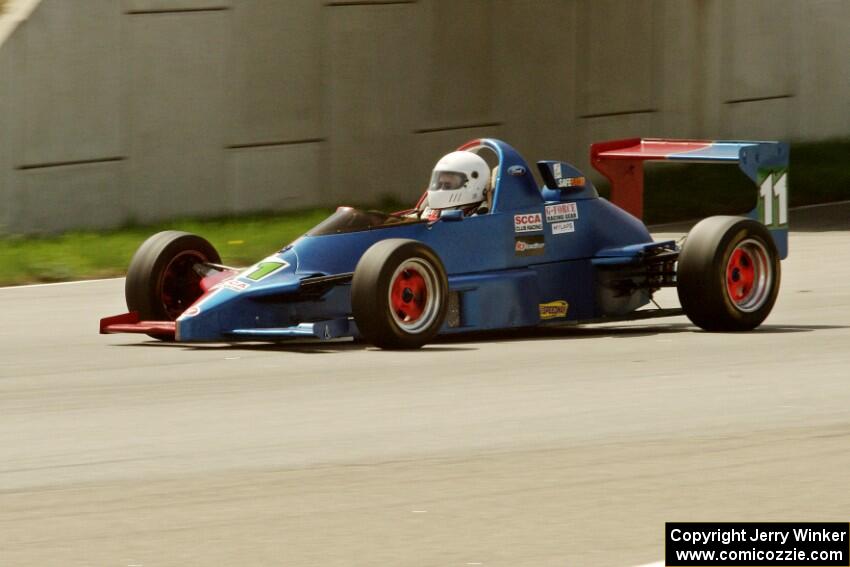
100,137 -> 789,349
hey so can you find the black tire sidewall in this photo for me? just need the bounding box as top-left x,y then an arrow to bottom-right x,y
125,231 -> 221,321
677,216 -> 780,331
351,239 -> 449,349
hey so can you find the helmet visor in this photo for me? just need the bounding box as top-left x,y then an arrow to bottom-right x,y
429,170 -> 468,191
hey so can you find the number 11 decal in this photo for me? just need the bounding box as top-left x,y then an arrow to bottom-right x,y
758,170 -> 788,227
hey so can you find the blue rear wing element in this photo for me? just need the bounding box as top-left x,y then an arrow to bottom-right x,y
591,138 -> 790,259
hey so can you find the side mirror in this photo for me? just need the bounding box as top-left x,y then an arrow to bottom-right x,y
440,209 -> 464,222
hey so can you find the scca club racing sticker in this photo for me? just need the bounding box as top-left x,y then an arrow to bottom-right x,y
539,300 -> 569,320
514,213 -> 543,233
515,235 -> 545,256
545,202 -> 578,222
552,221 -> 574,235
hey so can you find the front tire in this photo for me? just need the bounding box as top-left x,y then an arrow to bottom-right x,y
677,216 -> 780,331
351,239 -> 449,349
125,231 -> 221,325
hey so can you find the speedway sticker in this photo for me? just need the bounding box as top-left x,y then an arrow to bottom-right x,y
552,221 -> 575,235
539,300 -> 568,320
243,259 -> 290,281
515,235 -> 545,257
514,213 -> 543,233
545,202 -> 578,222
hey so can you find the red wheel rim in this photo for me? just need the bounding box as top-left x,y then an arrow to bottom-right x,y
726,248 -> 755,304
724,238 -> 772,312
158,251 -> 207,320
390,267 -> 428,323
387,258 -> 441,334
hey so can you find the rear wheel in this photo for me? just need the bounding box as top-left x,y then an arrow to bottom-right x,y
677,216 -> 780,331
125,231 -> 221,329
351,239 -> 448,349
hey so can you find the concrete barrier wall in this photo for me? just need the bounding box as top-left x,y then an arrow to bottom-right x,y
0,0 -> 848,234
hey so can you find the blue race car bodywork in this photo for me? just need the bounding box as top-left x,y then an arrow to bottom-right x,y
101,137 -> 788,344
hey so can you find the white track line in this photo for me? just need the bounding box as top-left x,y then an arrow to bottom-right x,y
0,277 -> 123,291
633,562 -> 664,567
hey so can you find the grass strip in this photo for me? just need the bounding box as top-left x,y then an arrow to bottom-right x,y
1,140 -> 848,286
0,209 -> 333,286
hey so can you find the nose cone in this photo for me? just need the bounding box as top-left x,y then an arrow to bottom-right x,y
176,248 -> 300,340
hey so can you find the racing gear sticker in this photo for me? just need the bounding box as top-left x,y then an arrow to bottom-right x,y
545,203 -> 578,222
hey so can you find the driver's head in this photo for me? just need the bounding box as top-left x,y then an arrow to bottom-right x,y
427,151 -> 489,210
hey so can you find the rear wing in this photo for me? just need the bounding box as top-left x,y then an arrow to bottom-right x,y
591,138 -> 789,258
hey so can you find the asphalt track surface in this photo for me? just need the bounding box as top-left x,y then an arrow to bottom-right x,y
2,204 -> 849,566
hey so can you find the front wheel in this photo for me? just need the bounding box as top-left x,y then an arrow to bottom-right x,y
351,239 -> 449,349
677,216 -> 780,331
125,231 -> 221,327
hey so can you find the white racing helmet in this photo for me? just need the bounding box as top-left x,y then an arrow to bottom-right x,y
426,151 -> 489,210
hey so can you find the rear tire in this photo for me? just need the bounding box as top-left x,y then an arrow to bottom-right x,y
351,239 -> 449,349
125,231 -> 221,327
677,216 -> 780,331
